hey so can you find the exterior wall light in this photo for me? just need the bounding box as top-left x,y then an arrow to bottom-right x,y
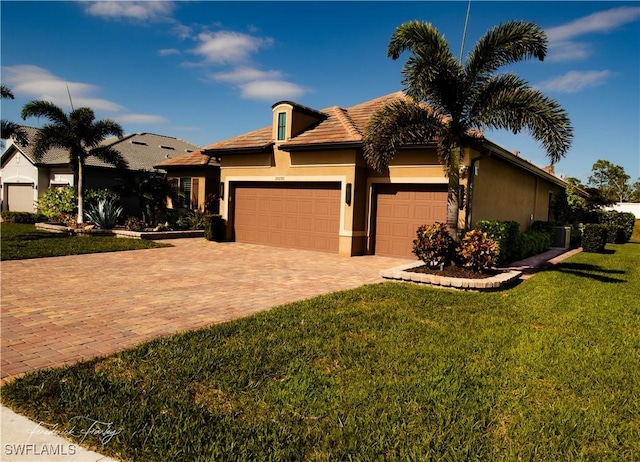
345,183 -> 352,205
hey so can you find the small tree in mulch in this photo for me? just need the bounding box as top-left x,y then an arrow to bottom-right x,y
412,222 -> 455,269
457,229 -> 500,273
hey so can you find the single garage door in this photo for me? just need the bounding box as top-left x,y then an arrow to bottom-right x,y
233,182 -> 341,253
374,184 -> 448,258
5,184 -> 35,212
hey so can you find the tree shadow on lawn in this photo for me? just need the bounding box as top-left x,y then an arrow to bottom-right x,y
545,262 -> 627,284
5,231 -> 70,242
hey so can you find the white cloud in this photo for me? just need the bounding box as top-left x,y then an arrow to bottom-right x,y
537,70 -> 612,93
546,6 -> 640,62
210,66 -> 283,83
546,6 -> 640,42
1,65 -> 123,112
83,1 -> 176,22
116,114 -> 168,124
191,31 -> 273,64
158,48 -> 181,57
239,80 -> 306,101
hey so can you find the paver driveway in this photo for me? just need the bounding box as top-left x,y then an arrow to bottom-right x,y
1,239 -> 413,382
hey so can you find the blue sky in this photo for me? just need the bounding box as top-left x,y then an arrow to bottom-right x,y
1,1 -> 639,184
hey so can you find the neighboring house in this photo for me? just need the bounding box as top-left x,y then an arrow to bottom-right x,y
154,150 -> 220,213
1,126 -> 200,213
199,92 -> 571,258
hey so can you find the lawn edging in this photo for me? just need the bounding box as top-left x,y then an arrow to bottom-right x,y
35,222 -> 204,240
380,262 -> 522,290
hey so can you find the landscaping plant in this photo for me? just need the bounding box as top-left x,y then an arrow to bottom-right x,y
582,224 -> 608,253
457,229 -> 499,273
412,222 -> 455,269
84,198 -> 123,229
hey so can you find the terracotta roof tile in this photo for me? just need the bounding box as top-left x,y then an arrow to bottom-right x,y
202,92 -> 412,152
155,150 -> 219,168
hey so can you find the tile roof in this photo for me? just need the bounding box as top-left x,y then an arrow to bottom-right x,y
154,150 -> 219,168
3,126 -> 200,171
203,92 -> 411,153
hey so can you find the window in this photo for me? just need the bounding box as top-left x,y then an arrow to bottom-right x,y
179,177 -> 192,209
277,112 -> 287,141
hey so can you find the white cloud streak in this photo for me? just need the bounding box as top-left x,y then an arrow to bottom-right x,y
210,66 -> 283,83
191,31 -> 273,64
239,80 -> 307,101
1,65 -> 123,112
537,70 -> 613,93
158,48 -> 181,57
116,114 -> 168,124
546,6 -> 640,62
83,1 -> 176,22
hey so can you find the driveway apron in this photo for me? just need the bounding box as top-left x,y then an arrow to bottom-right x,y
1,239 -> 412,382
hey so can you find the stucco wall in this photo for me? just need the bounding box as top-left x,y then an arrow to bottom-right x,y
470,155 -> 563,230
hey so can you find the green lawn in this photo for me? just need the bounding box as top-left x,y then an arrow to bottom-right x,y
2,244 -> 639,461
0,222 -> 171,260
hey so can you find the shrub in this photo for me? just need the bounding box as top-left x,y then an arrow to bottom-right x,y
0,211 -> 46,223
412,223 -> 455,269
514,230 -> 552,260
124,216 -> 146,232
589,210 -> 635,243
204,214 -> 226,241
84,199 -> 123,229
570,228 -> 582,248
475,220 -> 519,264
175,210 -> 206,230
582,224 -> 608,253
530,220 -> 555,236
37,186 -> 76,218
457,230 -> 499,273
85,188 -> 120,207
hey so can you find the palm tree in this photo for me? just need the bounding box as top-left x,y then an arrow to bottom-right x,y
21,101 -> 128,224
1,85 -> 28,146
363,21 -> 573,237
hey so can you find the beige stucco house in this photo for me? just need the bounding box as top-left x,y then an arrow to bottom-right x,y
154,150 -> 220,213
198,92 -> 568,258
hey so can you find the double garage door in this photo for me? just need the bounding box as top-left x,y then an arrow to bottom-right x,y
231,182 -> 447,258
233,182 -> 341,253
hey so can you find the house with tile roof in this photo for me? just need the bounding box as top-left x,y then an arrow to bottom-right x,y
1,127 -> 200,213
173,92 -> 571,258
154,150 -> 220,213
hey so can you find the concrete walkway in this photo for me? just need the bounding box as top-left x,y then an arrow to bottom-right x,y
0,240 -> 579,461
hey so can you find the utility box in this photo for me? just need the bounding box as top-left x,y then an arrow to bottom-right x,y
553,226 -> 571,249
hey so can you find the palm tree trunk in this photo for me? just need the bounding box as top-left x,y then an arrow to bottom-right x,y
446,147 -> 461,240
77,159 -> 84,224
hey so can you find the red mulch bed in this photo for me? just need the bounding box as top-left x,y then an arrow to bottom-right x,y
405,264 -> 499,279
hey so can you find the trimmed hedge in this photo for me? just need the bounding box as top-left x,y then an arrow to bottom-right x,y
585,210 -> 636,243
530,220 -> 556,236
0,211 -> 46,224
204,214 -> 226,241
475,220 -> 519,264
582,224 -> 608,253
514,230 -> 552,260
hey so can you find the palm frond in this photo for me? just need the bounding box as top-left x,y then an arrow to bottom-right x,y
363,100 -> 444,171
21,100 -> 69,127
465,21 -> 547,82
1,85 -> 15,99
1,120 -> 29,147
90,146 -> 129,170
30,124 -> 70,161
472,77 -> 573,162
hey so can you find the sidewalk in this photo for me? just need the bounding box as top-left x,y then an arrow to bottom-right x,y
0,405 -> 118,462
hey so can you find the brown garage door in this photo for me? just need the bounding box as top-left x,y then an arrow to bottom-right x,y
6,184 -> 35,212
374,184 -> 448,258
233,182 -> 341,253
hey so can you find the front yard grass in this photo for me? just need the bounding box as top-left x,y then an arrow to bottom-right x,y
2,244 -> 639,460
0,222 -> 171,260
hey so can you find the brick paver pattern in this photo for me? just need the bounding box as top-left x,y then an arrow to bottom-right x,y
1,239 -> 412,382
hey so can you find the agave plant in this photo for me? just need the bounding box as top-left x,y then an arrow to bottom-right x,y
84,198 -> 123,229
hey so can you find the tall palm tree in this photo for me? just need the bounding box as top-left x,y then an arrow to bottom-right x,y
1,85 -> 28,146
363,21 -> 573,237
21,101 -> 128,224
